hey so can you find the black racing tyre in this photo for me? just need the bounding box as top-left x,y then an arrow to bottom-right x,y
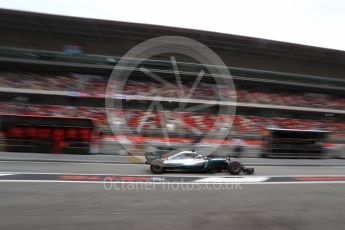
150,164 -> 165,174
228,161 -> 241,175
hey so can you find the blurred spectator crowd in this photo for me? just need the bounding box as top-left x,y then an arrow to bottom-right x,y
0,71 -> 344,110
1,102 -> 344,138
0,71 -> 344,139
0,72 -> 106,96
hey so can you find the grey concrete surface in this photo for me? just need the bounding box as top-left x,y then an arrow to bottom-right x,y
0,151 -> 139,164
1,161 -> 345,176
0,161 -> 345,230
1,151 -> 345,166
0,182 -> 344,230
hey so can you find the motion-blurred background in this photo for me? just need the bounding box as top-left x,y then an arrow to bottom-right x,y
0,8 -> 344,158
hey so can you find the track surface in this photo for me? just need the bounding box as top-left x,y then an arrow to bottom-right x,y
1,161 -> 345,230
1,161 -> 345,176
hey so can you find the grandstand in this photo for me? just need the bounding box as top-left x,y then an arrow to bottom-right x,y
0,9 -> 344,157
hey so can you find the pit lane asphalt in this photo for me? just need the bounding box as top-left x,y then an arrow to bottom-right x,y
1,161 -> 345,176
0,179 -> 344,230
1,161 -> 345,230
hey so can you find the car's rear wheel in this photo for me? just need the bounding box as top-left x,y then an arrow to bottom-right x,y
228,161 -> 241,175
150,164 -> 164,174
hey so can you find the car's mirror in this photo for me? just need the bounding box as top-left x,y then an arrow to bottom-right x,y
195,155 -> 203,159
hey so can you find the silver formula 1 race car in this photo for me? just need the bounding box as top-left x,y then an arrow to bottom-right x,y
144,150 -> 254,175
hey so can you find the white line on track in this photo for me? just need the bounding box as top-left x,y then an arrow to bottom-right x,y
0,174 -> 13,176
1,172 -> 345,178
1,180 -> 345,185
194,177 -> 269,183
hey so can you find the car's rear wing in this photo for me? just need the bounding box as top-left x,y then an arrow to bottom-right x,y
144,152 -> 165,164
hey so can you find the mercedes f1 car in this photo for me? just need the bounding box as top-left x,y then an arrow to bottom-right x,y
145,150 -> 254,175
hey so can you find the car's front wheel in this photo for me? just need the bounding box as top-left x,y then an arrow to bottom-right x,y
228,161 -> 241,175
150,164 -> 165,174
